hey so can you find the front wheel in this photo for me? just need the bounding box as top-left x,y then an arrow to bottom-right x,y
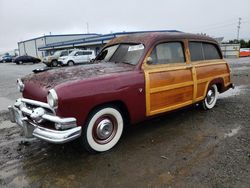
51,60 -> 58,67
81,106 -> 124,153
202,84 -> 218,110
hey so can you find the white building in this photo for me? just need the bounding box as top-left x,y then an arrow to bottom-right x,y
18,33 -> 99,58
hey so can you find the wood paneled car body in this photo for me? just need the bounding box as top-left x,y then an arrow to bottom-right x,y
9,32 -> 233,153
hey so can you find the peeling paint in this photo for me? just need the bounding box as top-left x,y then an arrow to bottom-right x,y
23,62 -> 135,89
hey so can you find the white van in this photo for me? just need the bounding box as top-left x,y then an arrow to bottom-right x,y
58,50 -> 96,66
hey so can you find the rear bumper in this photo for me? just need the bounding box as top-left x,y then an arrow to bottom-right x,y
227,83 -> 235,90
221,83 -> 235,93
8,98 -> 82,144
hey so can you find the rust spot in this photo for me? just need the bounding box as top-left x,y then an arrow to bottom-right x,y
22,62 -> 134,89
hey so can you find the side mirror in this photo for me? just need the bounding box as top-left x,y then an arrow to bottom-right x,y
146,57 -> 154,65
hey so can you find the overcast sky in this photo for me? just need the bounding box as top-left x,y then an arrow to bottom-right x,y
0,0 -> 250,53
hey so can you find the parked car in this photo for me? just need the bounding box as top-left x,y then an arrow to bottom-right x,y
0,54 -> 13,63
58,49 -> 95,66
9,32 -> 234,153
14,55 -> 41,64
42,50 -> 73,67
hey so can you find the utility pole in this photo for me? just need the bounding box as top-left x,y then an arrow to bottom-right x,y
237,17 -> 242,41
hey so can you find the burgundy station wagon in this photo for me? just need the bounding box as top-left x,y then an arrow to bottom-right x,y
9,32 -> 234,152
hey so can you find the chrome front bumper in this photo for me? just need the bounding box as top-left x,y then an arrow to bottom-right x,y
8,98 -> 82,144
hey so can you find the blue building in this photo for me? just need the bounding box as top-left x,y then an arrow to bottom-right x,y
18,30 -> 179,58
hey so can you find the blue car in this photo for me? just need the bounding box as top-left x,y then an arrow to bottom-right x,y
0,55 -> 13,63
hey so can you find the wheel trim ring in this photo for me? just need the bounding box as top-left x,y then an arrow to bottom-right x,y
92,115 -> 118,145
206,88 -> 216,105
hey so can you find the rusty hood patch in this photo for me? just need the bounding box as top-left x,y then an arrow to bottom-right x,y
23,62 -> 135,89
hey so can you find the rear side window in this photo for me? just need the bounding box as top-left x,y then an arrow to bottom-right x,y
83,51 -> 92,55
75,51 -> 84,56
189,42 -> 204,61
189,42 -> 221,62
203,43 -> 221,60
149,42 -> 185,65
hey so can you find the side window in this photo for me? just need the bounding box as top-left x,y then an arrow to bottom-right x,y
76,51 -> 84,56
203,43 -> 222,60
149,42 -> 185,65
189,42 -> 222,62
189,42 -> 204,61
83,51 -> 92,55
60,51 -> 68,57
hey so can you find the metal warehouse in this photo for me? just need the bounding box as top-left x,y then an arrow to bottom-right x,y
18,30 -> 179,58
18,33 -> 100,58
18,30 -> 239,58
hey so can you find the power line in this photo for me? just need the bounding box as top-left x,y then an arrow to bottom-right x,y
190,18 -> 238,30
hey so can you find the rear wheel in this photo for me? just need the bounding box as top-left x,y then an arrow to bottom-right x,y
202,84 -> 218,110
67,61 -> 74,66
80,106 -> 124,153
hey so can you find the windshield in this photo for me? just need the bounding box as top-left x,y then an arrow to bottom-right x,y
96,43 -> 145,65
53,51 -> 61,56
68,51 -> 77,56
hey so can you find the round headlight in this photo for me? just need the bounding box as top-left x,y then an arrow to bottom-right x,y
17,79 -> 25,92
47,89 -> 58,109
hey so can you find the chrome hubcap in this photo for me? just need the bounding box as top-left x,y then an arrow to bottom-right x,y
96,119 -> 114,140
207,89 -> 215,105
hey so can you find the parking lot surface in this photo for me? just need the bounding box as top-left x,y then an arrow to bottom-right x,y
0,59 -> 250,187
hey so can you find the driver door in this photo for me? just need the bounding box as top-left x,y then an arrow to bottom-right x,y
143,41 -> 195,116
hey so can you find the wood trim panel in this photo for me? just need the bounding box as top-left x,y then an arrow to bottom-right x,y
150,85 -> 193,111
142,40 -> 231,117
145,66 -> 193,116
191,66 -> 197,102
192,61 -> 226,67
150,81 -> 194,94
197,73 -> 230,84
150,100 -> 193,115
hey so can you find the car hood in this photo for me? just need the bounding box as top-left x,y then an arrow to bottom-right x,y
22,62 -> 136,89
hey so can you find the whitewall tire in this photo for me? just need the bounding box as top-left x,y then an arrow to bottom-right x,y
82,107 -> 124,153
202,84 -> 218,110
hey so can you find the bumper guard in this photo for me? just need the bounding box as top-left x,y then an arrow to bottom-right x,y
8,98 -> 82,144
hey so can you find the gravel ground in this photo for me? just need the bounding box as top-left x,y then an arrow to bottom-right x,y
0,59 -> 250,187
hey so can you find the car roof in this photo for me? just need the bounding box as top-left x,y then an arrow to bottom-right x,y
106,32 -> 218,47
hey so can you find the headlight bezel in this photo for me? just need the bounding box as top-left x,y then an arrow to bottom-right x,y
47,89 -> 58,109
